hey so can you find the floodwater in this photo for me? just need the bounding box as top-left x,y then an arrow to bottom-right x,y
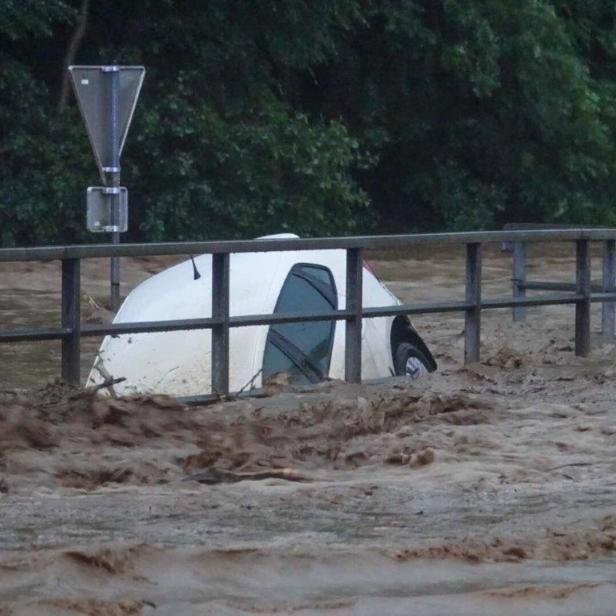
1,245 -> 616,614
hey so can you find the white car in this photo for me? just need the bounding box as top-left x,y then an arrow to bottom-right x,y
87,235 -> 436,396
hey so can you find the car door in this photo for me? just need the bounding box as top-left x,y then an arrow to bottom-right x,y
262,263 -> 337,385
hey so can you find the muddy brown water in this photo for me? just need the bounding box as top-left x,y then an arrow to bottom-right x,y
1,245 -> 616,614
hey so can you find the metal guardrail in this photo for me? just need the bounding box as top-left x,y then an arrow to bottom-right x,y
1,229 -> 615,396
508,236 -> 616,347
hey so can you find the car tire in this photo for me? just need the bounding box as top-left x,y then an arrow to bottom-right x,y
394,342 -> 431,379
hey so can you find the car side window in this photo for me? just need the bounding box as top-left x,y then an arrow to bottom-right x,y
262,264 -> 337,385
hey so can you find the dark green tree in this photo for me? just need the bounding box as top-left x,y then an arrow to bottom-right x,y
2,0 -> 616,245
299,0 -> 616,230
0,0 -> 372,245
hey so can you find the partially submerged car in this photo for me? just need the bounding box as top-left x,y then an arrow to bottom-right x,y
87,234 -> 436,396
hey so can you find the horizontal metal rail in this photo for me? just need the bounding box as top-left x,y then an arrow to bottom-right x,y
5,292 -> 605,345
591,292 -> 616,303
481,294 -> 583,309
363,301 -> 471,318
0,327 -> 71,343
2,227 -> 616,395
510,236 -> 616,345
520,280 -> 607,293
3,228 -> 616,263
82,317 -> 222,336
226,310 -> 354,328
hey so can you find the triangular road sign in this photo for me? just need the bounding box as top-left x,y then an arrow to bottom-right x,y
69,65 -> 145,181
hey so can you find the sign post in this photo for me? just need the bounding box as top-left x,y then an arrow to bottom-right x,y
68,65 -> 145,311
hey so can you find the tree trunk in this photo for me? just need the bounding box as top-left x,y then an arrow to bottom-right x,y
58,0 -> 90,113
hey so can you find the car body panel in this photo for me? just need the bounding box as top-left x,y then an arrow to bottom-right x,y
87,243 -> 414,396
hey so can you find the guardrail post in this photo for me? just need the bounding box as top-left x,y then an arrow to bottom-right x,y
61,258 -> 81,385
211,253 -> 230,396
464,243 -> 482,363
575,239 -> 591,356
345,248 -> 363,383
512,241 -> 527,322
602,239 -> 615,341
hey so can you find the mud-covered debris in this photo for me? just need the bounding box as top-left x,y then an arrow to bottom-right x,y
484,347 -> 529,369
393,516 -> 616,564
386,447 -> 435,467
185,467 -> 310,484
410,447 -> 436,467
41,598 -> 154,615
484,583 -> 599,600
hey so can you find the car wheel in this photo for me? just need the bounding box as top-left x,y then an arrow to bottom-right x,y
394,342 -> 431,379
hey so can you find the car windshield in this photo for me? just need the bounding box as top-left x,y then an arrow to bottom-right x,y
262,264 -> 337,385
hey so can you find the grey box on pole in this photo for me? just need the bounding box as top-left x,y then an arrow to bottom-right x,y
87,187 -> 128,233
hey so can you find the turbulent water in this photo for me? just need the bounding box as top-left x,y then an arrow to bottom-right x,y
1,245 -> 616,614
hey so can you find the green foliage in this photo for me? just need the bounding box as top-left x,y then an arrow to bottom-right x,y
306,0 -> 616,230
0,0 -> 74,39
131,90 -> 373,240
0,0 -> 371,244
1,0 -> 616,245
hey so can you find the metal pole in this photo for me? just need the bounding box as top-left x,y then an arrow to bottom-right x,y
61,258 -> 81,385
345,248 -> 363,383
602,239 -> 615,341
575,239 -> 591,356
211,253 -> 230,395
464,243 -> 482,363
512,241 -> 527,322
104,65 -> 121,312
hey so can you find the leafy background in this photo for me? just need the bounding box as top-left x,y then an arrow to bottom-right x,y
2,0 -> 616,245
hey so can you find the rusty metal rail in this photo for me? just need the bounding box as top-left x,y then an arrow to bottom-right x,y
1,228 -> 616,395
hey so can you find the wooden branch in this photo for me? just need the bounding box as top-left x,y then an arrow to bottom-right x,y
88,376 -> 126,393
58,0 -> 90,113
